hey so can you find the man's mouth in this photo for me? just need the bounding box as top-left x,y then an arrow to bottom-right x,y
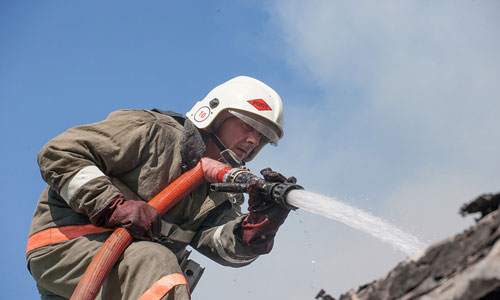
235,147 -> 248,158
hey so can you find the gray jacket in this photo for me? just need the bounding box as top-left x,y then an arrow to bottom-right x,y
28,109 -> 258,267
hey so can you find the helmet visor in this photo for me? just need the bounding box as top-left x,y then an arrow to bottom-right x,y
229,110 -> 280,146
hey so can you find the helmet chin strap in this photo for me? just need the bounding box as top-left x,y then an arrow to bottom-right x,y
208,133 -> 245,168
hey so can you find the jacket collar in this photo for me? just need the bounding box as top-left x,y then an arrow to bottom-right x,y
152,109 -> 206,170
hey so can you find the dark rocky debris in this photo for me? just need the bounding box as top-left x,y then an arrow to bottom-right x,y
460,192 -> 500,220
317,191 -> 500,300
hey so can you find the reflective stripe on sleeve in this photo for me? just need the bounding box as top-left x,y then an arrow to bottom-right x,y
26,224 -> 114,254
60,166 -> 106,203
213,225 -> 257,265
138,273 -> 188,300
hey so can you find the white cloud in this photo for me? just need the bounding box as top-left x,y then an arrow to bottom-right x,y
247,0 -> 500,297
267,0 -> 500,217
189,2 -> 500,299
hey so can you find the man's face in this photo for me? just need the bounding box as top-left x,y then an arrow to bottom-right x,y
215,116 -> 262,160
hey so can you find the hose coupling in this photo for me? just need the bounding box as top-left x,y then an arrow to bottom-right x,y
222,167 -> 251,183
215,166 -> 303,211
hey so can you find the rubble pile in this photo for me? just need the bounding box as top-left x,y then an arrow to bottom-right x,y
317,192 -> 500,300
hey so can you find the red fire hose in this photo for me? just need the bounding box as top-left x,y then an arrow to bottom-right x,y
70,162 -> 206,300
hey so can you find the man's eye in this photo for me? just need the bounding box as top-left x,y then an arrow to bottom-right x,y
243,123 -> 253,131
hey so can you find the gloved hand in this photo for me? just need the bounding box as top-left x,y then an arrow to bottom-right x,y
260,167 -> 297,184
90,195 -> 162,241
241,168 -> 297,255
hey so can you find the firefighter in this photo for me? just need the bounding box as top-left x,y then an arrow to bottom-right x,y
27,76 -> 296,299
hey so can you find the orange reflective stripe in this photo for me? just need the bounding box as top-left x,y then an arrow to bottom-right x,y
138,273 -> 189,300
26,224 -> 114,254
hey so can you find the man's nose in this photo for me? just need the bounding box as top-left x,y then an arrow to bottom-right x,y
246,129 -> 261,146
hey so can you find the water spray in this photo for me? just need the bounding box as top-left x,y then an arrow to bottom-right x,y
212,166 -> 427,256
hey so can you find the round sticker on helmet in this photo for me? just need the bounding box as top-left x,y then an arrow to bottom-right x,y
194,106 -> 211,122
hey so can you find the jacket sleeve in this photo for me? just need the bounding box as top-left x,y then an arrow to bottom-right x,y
190,195 -> 259,268
37,110 -> 162,217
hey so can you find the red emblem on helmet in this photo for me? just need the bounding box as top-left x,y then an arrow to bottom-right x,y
247,99 -> 272,111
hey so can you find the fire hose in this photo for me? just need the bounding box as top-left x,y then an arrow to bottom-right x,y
70,162 -> 302,300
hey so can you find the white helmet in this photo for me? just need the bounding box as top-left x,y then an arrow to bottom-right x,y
187,76 -> 284,162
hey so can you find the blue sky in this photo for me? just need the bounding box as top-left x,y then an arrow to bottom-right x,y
2,1 -> 499,299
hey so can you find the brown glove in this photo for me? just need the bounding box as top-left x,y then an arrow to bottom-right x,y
241,168 -> 297,255
260,167 -> 297,184
90,195 -> 162,241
